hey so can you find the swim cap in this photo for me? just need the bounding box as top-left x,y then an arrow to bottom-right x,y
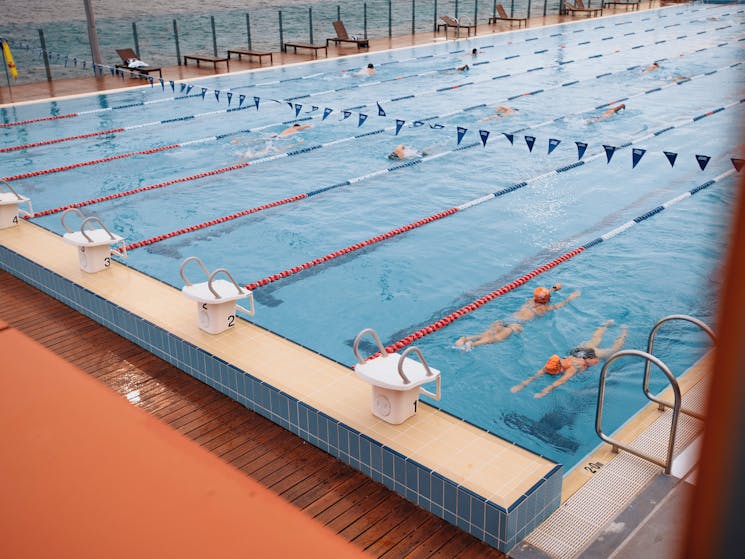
544,355 -> 563,375
533,287 -> 551,304
570,347 -> 597,360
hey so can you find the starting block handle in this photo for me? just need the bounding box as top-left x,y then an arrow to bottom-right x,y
399,347 -> 440,399
61,207 -> 87,233
80,216 -> 118,243
208,268 -> 245,300
236,293 -> 256,317
353,328 -> 388,364
180,256 -> 210,287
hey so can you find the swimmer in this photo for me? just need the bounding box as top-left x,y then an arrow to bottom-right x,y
471,48 -> 479,57
457,64 -> 470,72
589,103 -> 625,123
480,105 -> 517,121
511,321 -> 627,398
277,123 -> 312,137
455,322 -> 523,351
643,62 -> 660,73
362,63 -> 375,76
511,284 -> 580,322
387,144 -> 423,160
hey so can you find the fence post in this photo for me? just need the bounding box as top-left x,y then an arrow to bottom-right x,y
433,0 -> 438,32
211,15 -> 218,56
279,11 -> 284,51
38,29 -> 53,81
493,0 -> 497,20
132,22 -> 140,58
246,13 -> 252,49
337,5 -> 341,21
544,0 -> 548,16
411,0 -> 415,35
527,0 -> 532,18
173,19 -> 181,65
473,1 -> 478,32
308,7 -> 313,43
455,0 -> 459,19
510,0 -> 515,17
388,0 -> 392,38
364,3 -> 368,39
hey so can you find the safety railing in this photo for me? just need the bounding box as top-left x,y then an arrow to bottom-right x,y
595,349 -> 681,474
643,314 -> 714,420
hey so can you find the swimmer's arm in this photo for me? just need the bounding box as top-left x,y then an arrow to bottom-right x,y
546,291 -> 580,312
511,367 -> 546,393
534,367 -> 578,398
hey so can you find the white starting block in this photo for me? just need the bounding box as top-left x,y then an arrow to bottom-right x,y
353,328 -> 441,425
180,256 -> 255,335
0,181 -> 32,229
60,208 -> 126,273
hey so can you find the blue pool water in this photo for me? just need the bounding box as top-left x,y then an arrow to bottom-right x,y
2,5 -> 743,468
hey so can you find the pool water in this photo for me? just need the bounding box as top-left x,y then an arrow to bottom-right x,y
2,4 -> 743,468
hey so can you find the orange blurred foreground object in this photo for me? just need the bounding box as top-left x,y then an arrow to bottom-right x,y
0,323 -> 368,559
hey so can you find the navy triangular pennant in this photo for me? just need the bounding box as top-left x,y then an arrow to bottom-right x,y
479,130 -> 490,146
664,151 -> 678,167
214,90 -> 220,102
238,94 -> 246,107
395,120 -> 405,135
287,102 -> 294,110
200,87 -> 208,99
322,107 -> 333,120
377,102 -> 386,116
82,60 -> 87,69
159,78 -> 165,90
180,83 -> 186,93
169,80 -> 175,92
73,57 -> 77,66
413,120 -> 424,127
358,113 -> 368,127
632,148 -> 646,169
732,158 -> 744,172
148,76 -> 154,87
226,92 -> 233,106
109,67 -> 115,76
548,138 -> 561,154
603,145 -> 616,163
457,127 -> 468,145
525,135 -> 536,152
294,103 -> 302,117
503,133 -> 514,145
576,141 -> 588,160
254,96 -> 260,110
696,154 -> 711,171
310,105 -> 319,112
185,85 -> 193,95
430,123 -> 444,129
342,110 -> 352,120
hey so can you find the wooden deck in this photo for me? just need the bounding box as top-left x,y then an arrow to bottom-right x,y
0,269 -> 503,559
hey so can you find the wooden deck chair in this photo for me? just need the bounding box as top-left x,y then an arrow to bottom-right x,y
437,15 -> 477,37
488,4 -> 528,27
563,0 -> 603,16
326,21 -> 369,49
115,48 -> 162,78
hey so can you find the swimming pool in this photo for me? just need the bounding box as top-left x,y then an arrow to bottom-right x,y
2,4 -> 742,470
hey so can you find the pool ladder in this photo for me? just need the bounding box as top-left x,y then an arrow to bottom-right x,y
595,314 -> 715,474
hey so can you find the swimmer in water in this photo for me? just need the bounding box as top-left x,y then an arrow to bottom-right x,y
589,103 -> 625,123
480,105 -> 518,121
361,63 -> 375,76
387,144 -> 424,160
511,321 -> 627,398
643,62 -> 660,73
277,123 -> 312,137
455,322 -> 523,350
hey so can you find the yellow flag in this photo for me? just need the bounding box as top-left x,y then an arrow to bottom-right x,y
2,40 -> 18,80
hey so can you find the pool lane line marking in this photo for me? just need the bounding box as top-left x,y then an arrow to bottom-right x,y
0,104 -> 255,153
230,6 -> 710,91
279,22 -> 740,108
6,33 -> 737,183
232,92 -> 741,291
376,168 -> 737,356
121,140 -> 482,252
238,96 -> 741,291
2,18 -> 728,151
0,93 -> 204,129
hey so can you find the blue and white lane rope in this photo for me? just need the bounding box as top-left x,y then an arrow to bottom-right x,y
121,93 -> 738,252
380,168 -> 738,355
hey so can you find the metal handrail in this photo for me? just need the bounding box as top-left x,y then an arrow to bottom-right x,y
596,349 -> 681,474
60,207 -> 87,233
400,346 -> 441,399
643,314 -> 715,420
353,328 -> 389,364
79,216 -> 118,243
180,256 -> 210,287
0,180 -> 23,200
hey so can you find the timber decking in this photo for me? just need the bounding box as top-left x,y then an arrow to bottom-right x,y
0,270 -> 504,559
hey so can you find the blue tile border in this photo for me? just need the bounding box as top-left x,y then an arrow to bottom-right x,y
0,246 -> 563,552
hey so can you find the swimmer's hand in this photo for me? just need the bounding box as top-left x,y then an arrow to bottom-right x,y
567,291 -> 581,300
551,283 -> 562,291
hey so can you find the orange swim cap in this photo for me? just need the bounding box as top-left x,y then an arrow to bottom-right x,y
533,287 -> 551,304
544,355 -> 563,375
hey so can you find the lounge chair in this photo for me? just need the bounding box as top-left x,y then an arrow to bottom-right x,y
326,21 -> 369,49
436,15 -> 477,37
601,0 -> 640,10
488,4 -> 528,27
115,48 -> 162,78
563,0 -> 603,16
